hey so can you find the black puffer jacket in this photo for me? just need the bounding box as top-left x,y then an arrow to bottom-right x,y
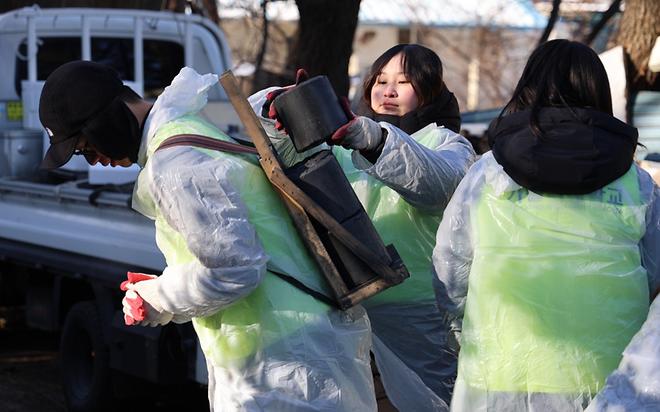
487,107 -> 639,195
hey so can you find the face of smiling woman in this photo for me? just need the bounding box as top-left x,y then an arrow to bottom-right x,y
370,53 -> 420,116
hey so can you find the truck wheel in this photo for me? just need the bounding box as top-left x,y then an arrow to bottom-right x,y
60,301 -> 113,412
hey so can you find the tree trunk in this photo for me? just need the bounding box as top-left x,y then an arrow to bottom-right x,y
616,0 -> 660,91
254,0 -> 270,81
289,0 -> 361,97
201,0 -> 219,24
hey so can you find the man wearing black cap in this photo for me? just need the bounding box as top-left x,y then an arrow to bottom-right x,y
38,60 -> 376,412
40,61 -> 152,169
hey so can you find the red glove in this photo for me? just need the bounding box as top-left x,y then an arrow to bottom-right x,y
120,271 -> 155,292
328,97 -> 383,151
120,272 -> 157,325
265,68 -> 309,131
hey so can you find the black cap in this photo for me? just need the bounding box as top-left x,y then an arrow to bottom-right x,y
39,61 -> 124,169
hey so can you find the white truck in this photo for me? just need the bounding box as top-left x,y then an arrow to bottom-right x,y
0,6 -> 239,411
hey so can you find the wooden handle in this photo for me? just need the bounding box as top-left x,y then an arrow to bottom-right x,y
218,71 -> 396,277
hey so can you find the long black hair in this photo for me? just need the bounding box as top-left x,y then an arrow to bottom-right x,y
362,43 -> 446,108
499,39 -> 613,136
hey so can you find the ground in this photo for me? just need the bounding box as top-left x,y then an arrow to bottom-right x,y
1,306 -> 395,412
0,307 -> 66,412
0,306 -> 208,412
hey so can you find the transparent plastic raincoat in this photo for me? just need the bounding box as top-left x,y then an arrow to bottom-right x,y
586,294 -> 660,412
132,68 -> 376,411
432,151 -> 660,412
252,88 -> 476,411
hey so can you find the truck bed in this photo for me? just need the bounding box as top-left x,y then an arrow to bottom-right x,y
0,172 -> 165,272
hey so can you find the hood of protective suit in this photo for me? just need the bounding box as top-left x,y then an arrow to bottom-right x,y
488,107 -> 638,195
137,67 -> 218,166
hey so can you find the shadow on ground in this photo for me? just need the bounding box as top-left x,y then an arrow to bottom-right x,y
0,306 -> 209,412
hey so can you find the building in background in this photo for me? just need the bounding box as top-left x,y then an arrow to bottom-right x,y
218,0 -> 546,111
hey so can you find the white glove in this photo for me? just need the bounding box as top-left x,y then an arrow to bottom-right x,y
123,279 -> 173,327
330,116 -> 384,151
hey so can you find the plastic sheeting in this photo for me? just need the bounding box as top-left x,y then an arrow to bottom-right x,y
433,152 -> 660,412
586,295 -> 660,412
252,88 -> 475,410
335,123 -> 474,409
132,68 -> 376,411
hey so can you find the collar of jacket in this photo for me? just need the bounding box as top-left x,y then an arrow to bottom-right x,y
356,86 -> 461,135
487,107 -> 638,195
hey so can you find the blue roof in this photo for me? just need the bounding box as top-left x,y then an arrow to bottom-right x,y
218,0 -> 547,30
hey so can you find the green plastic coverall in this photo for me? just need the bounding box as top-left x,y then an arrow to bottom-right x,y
132,68 -> 376,412
251,88 -> 476,411
586,293 -> 660,411
433,151 -> 660,411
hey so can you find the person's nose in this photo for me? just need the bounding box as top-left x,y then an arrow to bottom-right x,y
383,84 -> 398,98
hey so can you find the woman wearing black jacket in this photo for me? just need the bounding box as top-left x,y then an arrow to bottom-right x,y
432,39 -> 660,411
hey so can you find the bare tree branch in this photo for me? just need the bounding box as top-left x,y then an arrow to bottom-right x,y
584,0 -> 622,46
537,0 -> 562,46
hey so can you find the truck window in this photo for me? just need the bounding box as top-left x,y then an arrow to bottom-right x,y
16,37 -> 184,99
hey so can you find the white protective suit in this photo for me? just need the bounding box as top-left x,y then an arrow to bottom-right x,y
252,88 -> 476,411
131,68 -> 376,411
586,294 -> 660,412
433,151 -> 660,412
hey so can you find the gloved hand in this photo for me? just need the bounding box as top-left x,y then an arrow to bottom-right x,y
264,68 -> 309,131
122,276 -> 173,327
120,271 -> 156,292
120,272 -> 156,325
259,68 -> 329,167
329,98 -> 384,151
